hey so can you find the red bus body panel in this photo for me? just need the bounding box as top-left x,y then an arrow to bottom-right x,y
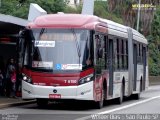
23,68 -> 94,86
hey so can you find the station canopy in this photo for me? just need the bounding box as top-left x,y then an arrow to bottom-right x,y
0,14 -> 29,43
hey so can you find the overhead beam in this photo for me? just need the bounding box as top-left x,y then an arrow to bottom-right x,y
81,0 -> 94,15
28,3 -> 47,22
0,14 -> 29,27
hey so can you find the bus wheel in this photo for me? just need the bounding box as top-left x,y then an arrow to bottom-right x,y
37,99 -> 48,108
95,87 -> 104,109
133,92 -> 140,100
133,81 -> 142,100
116,84 -> 124,104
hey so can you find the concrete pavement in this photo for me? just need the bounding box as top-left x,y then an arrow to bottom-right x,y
0,96 -> 36,109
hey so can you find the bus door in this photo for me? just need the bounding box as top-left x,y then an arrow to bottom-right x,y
142,46 -> 147,90
133,43 -> 137,91
94,34 -> 106,94
108,39 -> 114,96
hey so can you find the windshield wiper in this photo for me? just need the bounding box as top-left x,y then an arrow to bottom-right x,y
39,28 -> 45,39
71,29 -> 81,64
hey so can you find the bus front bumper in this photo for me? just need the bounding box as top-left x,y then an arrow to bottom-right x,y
22,81 -> 94,101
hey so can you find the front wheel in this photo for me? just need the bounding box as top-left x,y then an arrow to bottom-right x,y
95,99 -> 103,109
95,87 -> 105,109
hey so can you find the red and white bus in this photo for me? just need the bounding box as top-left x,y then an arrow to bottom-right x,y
19,13 -> 148,109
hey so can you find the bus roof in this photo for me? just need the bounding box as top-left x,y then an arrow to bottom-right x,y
28,14 -> 99,29
28,13 -> 147,44
100,18 -> 147,44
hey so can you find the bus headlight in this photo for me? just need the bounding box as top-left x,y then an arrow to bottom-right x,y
78,74 -> 94,85
22,74 -> 32,84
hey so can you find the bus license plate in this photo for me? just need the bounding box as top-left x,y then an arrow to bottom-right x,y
49,94 -> 61,99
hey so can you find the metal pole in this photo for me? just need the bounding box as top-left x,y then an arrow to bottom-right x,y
136,0 -> 141,31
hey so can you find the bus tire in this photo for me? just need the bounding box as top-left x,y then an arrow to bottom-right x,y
133,80 -> 142,100
133,93 -> 140,100
116,83 -> 124,104
37,98 -> 48,108
95,87 -> 104,109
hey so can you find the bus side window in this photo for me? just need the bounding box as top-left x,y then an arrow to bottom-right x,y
95,34 -> 105,74
95,35 -> 104,59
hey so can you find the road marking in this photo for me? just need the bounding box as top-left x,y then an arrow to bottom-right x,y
75,95 -> 160,120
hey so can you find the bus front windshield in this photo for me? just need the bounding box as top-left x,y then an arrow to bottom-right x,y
27,28 -> 92,72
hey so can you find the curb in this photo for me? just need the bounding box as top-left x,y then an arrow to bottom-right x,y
149,82 -> 160,86
0,100 -> 36,109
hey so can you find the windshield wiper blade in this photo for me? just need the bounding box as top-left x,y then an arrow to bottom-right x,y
39,28 -> 45,39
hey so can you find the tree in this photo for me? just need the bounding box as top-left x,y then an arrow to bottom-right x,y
148,6 -> 160,76
107,0 -> 156,35
0,0 -> 67,19
94,1 -> 123,24
107,0 -> 136,27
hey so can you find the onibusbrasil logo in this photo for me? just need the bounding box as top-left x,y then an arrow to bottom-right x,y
132,4 -> 156,10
